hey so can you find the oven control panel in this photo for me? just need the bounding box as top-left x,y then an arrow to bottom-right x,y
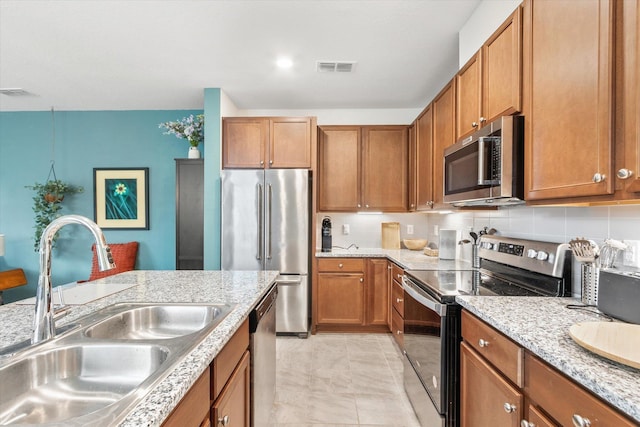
478,235 -> 570,278
497,242 -> 524,256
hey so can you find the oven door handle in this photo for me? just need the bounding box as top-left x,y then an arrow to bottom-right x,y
402,276 -> 447,316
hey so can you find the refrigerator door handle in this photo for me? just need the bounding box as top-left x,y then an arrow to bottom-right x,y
267,183 -> 273,260
257,183 -> 263,260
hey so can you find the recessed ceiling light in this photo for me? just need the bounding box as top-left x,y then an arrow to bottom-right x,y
276,57 -> 293,69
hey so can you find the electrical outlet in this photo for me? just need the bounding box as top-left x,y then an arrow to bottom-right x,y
407,225 -> 414,235
623,240 -> 640,267
343,224 -> 350,235
433,225 -> 439,236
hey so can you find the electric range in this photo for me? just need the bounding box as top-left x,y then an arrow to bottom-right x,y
401,235 -> 572,427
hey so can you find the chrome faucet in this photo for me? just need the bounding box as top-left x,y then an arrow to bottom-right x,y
33,214 -> 116,344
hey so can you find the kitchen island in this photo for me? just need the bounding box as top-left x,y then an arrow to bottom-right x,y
456,296 -> 640,423
0,270 -> 279,427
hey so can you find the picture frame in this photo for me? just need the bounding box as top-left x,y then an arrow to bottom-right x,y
93,168 -> 149,229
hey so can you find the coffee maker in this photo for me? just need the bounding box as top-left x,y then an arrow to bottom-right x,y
321,216 -> 332,252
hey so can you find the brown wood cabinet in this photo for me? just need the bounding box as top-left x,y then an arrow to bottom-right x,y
460,342 -> 524,427
432,80 -> 456,208
617,0 -> 640,198
461,310 -> 637,427
315,257 -> 390,332
162,320 -> 250,427
523,0 -> 615,201
389,262 -> 405,349
318,125 -> 409,212
414,105 -> 435,211
456,7 -> 522,140
222,117 -> 314,169
212,350 -> 250,427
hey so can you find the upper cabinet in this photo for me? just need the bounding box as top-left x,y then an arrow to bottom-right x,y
318,125 -> 409,212
618,0 -> 640,197
523,0 -> 615,201
222,117 -> 315,169
414,104 -> 435,211
456,8 -> 522,141
432,80 -> 456,208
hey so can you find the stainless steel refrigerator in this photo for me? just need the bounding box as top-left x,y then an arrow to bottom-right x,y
221,169 -> 310,337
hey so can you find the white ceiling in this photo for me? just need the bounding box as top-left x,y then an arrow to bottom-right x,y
0,0 -> 482,112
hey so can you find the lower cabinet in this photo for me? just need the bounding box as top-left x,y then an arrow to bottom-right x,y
315,257 -> 389,332
460,310 -> 637,427
162,320 -> 250,427
390,262 -> 405,350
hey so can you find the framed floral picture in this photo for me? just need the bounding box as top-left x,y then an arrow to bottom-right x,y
93,168 -> 149,229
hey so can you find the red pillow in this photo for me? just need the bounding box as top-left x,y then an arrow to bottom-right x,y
88,241 -> 139,281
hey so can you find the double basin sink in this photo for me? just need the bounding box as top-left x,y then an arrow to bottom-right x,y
0,303 -> 234,426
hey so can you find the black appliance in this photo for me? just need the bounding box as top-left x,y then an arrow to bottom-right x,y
321,216 -> 332,252
402,235 -> 571,427
443,115 -> 524,207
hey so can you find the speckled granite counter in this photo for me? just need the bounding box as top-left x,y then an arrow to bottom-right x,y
456,296 -> 640,422
316,248 -> 473,270
0,270 -> 278,427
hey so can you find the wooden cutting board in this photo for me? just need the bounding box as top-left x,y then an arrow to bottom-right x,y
381,222 -> 400,249
569,321 -> 640,370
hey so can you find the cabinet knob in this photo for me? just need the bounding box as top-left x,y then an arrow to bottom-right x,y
396,330 -> 402,335
360,277 -> 364,283
480,116 -> 486,123
338,263 -> 343,268
617,168 -> 634,180
365,204 -> 369,208
388,266 -> 392,270
428,201 -> 434,208
396,298 -> 403,303
269,160 -> 273,165
478,339 -> 489,348
397,274 -> 402,279
472,121 -> 479,128
260,160 -> 264,165
218,415 -> 230,426
357,204 -> 361,208
592,173 -> 606,183
410,203 -> 415,208
520,420 -> 535,427
503,403 -> 517,413
572,414 -> 592,427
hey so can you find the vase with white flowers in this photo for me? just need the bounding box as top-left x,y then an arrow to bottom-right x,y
159,114 -> 204,158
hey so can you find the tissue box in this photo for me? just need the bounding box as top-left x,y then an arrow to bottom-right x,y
598,270 -> 640,324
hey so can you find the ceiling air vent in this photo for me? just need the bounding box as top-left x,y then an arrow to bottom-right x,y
0,88 -> 31,96
316,61 -> 357,73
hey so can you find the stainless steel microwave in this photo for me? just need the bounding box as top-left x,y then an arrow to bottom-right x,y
443,115 -> 524,207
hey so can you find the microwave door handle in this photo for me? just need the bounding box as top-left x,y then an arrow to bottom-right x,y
402,276 -> 447,316
477,137 -> 487,185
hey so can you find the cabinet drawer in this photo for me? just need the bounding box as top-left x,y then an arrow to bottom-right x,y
212,319 -> 249,399
391,307 -> 404,349
525,353 -> 637,427
461,310 -> 523,387
317,258 -> 364,272
391,278 -> 404,316
391,263 -> 404,285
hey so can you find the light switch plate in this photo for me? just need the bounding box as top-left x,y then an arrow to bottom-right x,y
343,224 -> 350,235
407,225 -> 414,235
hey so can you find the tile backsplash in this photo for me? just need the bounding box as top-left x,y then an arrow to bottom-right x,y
317,204 -> 640,299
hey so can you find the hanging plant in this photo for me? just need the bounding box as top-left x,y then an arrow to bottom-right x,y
25,180 -> 84,250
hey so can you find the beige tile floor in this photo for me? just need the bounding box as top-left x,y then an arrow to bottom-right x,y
273,333 -> 421,427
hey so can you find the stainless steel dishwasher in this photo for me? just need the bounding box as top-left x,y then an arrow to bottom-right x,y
249,284 -> 277,427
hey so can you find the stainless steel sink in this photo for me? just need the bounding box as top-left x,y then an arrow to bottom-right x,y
0,303 -> 234,426
84,304 -> 229,340
0,343 -> 169,425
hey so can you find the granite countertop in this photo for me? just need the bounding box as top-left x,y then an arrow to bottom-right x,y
456,296 -> 640,422
316,247 -> 473,270
0,270 -> 279,427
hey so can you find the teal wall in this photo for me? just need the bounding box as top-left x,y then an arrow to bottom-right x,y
203,89 -> 221,270
0,109 -> 205,303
